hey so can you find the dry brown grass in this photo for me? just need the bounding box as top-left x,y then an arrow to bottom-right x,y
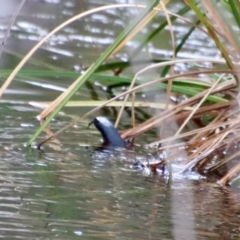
23,1 -> 240,185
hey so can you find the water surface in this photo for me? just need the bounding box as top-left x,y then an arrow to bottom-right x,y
0,1 -> 239,239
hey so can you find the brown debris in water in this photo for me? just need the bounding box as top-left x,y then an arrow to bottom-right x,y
120,83 -> 240,185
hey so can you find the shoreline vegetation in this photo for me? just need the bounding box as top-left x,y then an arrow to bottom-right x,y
2,0 -> 240,185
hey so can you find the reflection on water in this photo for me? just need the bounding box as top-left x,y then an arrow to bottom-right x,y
0,0 -> 239,239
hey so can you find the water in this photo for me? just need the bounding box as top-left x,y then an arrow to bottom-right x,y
0,0 -> 240,239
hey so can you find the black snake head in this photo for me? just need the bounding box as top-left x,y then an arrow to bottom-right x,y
89,116 -> 127,148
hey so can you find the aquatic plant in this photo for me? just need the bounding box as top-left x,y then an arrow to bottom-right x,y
1,0 -> 240,185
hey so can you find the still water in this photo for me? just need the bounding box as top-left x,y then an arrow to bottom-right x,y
0,0 -> 239,239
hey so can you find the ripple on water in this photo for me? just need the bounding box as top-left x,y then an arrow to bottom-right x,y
0,0 -> 238,239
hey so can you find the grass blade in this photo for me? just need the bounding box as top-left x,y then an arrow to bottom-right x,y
27,0 -> 160,146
